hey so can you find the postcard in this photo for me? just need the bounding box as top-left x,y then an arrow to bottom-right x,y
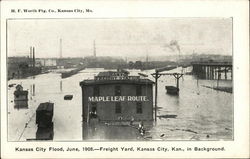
1,0 -> 249,158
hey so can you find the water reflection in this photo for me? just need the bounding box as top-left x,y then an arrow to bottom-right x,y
29,84 -> 36,96
83,121 -> 154,140
14,101 -> 28,109
33,84 -> 35,96
166,93 -> 180,106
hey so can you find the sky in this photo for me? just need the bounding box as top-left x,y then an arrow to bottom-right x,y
7,18 -> 232,58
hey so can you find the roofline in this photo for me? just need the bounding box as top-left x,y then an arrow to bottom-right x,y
80,79 -> 154,86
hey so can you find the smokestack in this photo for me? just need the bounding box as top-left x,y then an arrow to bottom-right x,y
30,46 -> 32,66
32,47 -> 35,68
30,46 -> 32,58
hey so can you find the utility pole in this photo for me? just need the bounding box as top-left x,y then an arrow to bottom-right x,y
173,73 -> 183,89
152,71 -> 161,122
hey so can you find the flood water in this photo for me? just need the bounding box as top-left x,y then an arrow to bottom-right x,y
7,68 -> 233,141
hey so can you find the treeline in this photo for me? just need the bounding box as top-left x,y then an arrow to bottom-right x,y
127,61 -> 177,70
83,56 -> 177,70
83,56 -> 126,69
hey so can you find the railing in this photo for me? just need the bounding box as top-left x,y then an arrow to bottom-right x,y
94,76 -> 140,81
191,61 -> 232,66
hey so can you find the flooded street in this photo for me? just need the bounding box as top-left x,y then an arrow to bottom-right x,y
7,68 -> 233,141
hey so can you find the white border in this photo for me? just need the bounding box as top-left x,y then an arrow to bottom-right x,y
1,0 -> 249,158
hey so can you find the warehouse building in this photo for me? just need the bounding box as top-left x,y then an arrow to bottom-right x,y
79,70 -> 154,123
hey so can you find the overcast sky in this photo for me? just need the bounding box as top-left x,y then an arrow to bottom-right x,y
8,18 -> 232,58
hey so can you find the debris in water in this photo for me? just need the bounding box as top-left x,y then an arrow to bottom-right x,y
8,84 -> 16,87
64,95 -> 73,100
160,134 -> 165,137
145,136 -> 152,139
165,86 -> 179,95
183,129 -> 198,134
138,122 -> 145,136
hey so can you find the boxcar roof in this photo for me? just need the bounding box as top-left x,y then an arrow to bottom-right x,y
37,102 -> 54,112
80,79 -> 154,86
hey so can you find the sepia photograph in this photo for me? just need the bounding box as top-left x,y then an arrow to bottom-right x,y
6,18 -> 233,142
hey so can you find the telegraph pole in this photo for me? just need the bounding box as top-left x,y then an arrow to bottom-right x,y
152,71 -> 161,122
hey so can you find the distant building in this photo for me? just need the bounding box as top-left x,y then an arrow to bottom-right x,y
79,70 -> 154,123
8,56 -> 41,79
57,58 -> 84,68
36,58 -> 57,68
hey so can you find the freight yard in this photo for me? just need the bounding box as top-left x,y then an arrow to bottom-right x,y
7,65 -> 232,141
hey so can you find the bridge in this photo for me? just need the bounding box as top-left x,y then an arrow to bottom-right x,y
191,61 -> 232,67
191,60 -> 232,80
